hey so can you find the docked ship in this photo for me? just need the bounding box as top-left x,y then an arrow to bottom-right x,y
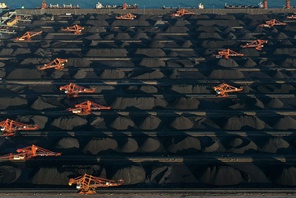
0,2 -> 9,13
40,1 -> 80,9
47,4 -> 80,9
224,2 -> 263,9
0,3 -> 8,9
96,2 -> 138,9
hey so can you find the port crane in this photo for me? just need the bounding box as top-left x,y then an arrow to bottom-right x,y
259,19 -> 286,28
215,49 -> 244,59
0,144 -> 61,161
213,83 -> 243,98
68,100 -> 111,115
60,83 -> 96,98
116,13 -> 137,20
14,31 -> 42,41
123,2 -> 127,9
0,119 -> 38,136
262,0 -> 291,9
240,39 -> 268,50
170,9 -> 195,17
38,58 -> 68,70
69,173 -> 124,195
61,24 -> 84,34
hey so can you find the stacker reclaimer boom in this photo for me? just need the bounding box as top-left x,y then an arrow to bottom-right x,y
259,19 -> 286,28
15,31 -> 42,41
61,24 -> 84,34
215,49 -> 244,59
60,83 -> 96,98
240,39 -> 268,50
213,83 -> 243,98
0,119 -> 38,136
0,144 -> 61,161
170,9 -> 195,17
68,100 -> 111,115
38,58 -> 68,70
116,13 -> 137,20
69,173 -> 124,195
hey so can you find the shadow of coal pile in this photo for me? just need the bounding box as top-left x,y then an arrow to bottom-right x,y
0,11 -> 296,190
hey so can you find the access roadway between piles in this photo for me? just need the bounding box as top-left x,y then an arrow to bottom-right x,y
12,130 -> 296,137
4,79 -> 296,85
1,109 -> 296,116
2,154 -> 296,164
0,188 -> 296,197
0,93 -> 294,99
3,63 -> 296,72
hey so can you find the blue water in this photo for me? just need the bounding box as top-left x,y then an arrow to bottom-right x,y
0,0 -> 292,9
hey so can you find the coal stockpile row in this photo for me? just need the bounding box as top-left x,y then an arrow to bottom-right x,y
2,113 -> 296,132
1,10 -> 296,190
2,57 -> 296,70
1,84 -> 296,96
2,132 -> 295,155
2,66 -> 296,81
2,49 -> 296,66
3,46 -> 296,59
1,162 -> 296,187
0,94 -> 295,111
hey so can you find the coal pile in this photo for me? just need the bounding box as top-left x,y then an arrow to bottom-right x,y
0,10 -> 296,191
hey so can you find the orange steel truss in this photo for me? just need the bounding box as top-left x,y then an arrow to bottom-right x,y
241,39 -> 268,50
259,19 -> 286,28
215,49 -> 244,59
69,173 -> 124,195
170,9 -> 195,17
0,119 -> 38,136
213,83 -> 243,98
60,83 -> 96,98
61,24 -> 84,34
0,144 -> 61,161
116,13 -> 137,20
38,58 -> 68,70
15,31 -> 42,41
68,100 -> 111,115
